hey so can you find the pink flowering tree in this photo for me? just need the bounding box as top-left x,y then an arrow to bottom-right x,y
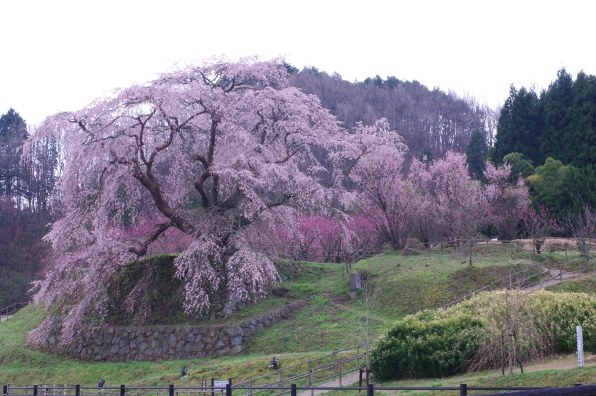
484,162 -> 531,240
409,152 -> 489,248
27,58 -> 392,345
350,120 -> 412,250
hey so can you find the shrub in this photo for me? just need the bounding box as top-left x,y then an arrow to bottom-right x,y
370,313 -> 483,380
371,290 -> 595,381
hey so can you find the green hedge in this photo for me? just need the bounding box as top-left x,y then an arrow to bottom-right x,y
371,313 -> 483,380
371,291 -> 595,381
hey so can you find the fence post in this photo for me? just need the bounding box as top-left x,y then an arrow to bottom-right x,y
338,363 -> 342,387
120,384 -> 125,396
279,369 -> 285,396
169,384 -> 174,396
459,383 -> 467,396
75,385 -> 80,396
366,383 -> 373,396
359,368 -> 363,389
290,384 -> 296,396
33,386 -> 38,396
225,383 -> 231,396
309,369 -> 314,396
211,378 -> 214,396
332,352 -> 337,375
3,385 -> 7,396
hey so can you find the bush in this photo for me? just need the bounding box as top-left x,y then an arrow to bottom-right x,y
371,290 -> 595,381
370,313 -> 483,380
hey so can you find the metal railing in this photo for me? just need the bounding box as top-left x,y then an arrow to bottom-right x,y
4,383 -> 595,396
441,254 -> 595,310
232,345 -> 367,396
0,301 -> 29,320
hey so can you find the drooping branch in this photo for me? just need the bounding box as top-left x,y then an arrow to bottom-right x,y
129,221 -> 174,257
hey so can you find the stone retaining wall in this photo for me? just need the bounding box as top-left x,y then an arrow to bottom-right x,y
33,301 -> 304,361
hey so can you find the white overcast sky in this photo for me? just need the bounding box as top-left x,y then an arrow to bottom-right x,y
1,0 -> 595,128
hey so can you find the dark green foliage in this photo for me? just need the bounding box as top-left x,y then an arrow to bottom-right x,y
491,86 -> 543,166
105,255 -> 186,325
566,72 -> 596,167
491,69 -> 596,217
503,152 -> 535,180
0,202 -> 51,306
466,130 -> 488,179
527,158 -> 595,217
0,109 -> 28,199
540,69 -> 574,164
370,314 -> 483,380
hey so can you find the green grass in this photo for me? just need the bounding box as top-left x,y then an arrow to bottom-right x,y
546,275 -> 596,293
1,248 -> 592,386
358,355 -> 596,395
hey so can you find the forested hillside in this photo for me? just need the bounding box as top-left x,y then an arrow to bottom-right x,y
289,67 -> 496,160
0,109 -> 58,307
490,69 -> 596,217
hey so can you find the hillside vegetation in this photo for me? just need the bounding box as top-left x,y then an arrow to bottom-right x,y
1,247 -> 593,386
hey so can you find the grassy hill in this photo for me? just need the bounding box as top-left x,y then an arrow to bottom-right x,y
1,247 -> 594,386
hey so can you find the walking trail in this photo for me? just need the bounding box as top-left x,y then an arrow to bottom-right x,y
524,265 -> 591,293
297,371 -> 362,396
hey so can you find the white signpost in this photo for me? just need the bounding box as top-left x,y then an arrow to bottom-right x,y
213,380 -> 230,395
576,325 -> 584,368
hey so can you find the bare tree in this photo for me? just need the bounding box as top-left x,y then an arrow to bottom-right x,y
566,204 -> 595,259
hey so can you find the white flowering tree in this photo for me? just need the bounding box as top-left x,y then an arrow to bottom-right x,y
27,58 -> 395,345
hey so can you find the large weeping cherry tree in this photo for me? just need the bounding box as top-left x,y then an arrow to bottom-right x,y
26,58 -> 400,345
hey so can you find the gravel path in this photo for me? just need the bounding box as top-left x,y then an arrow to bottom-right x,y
297,371 -> 363,396
524,266 -> 589,293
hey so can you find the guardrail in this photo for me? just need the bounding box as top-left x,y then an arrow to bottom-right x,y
0,301 -> 29,320
233,345 -> 367,396
4,383 -> 595,396
441,254 -> 595,309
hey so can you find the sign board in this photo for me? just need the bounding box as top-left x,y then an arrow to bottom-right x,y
576,325 -> 584,368
349,273 -> 363,291
213,380 -> 230,389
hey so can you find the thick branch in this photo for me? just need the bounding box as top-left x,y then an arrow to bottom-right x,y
129,222 -> 173,257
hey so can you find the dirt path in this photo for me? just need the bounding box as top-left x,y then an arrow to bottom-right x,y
524,266 -> 590,293
297,371 -> 363,396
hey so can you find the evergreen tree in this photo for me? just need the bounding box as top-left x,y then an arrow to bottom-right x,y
466,130 -> 488,179
491,86 -> 543,165
566,71 -> 596,167
540,69 -> 573,163
0,109 -> 28,202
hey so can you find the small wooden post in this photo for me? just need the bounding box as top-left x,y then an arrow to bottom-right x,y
459,384 -> 467,396
279,369 -> 284,396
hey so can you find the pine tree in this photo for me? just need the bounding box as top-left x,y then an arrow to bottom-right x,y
491,87 -> 542,165
466,130 -> 488,179
0,109 -> 28,203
